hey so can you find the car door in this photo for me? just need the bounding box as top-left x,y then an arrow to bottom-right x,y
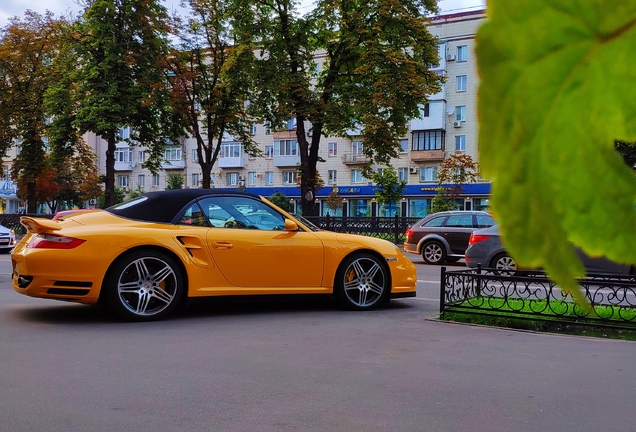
442,213 -> 475,254
200,196 -> 324,288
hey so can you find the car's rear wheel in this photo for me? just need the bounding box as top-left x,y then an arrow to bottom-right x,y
106,250 -> 184,321
335,253 -> 389,310
422,241 -> 446,265
491,253 -> 517,272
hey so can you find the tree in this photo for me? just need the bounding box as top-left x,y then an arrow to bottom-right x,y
51,0 -> 183,207
54,140 -> 103,209
325,187 -> 343,216
372,166 -> 406,216
0,12 -> 62,212
34,168 -> 61,213
432,151 -> 478,212
268,191 -> 291,212
236,0 -> 442,215
476,1 -> 636,300
164,0 -> 260,189
166,173 -> 184,190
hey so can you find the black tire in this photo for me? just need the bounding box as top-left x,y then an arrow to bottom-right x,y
334,253 -> 389,310
490,253 -> 517,274
106,249 -> 185,321
421,241 -> 447,265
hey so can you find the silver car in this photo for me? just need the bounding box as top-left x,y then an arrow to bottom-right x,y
465,225 -> 635,274
0,224 -> 16,253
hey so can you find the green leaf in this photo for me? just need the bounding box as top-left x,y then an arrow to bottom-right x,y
476,0 -> 636,298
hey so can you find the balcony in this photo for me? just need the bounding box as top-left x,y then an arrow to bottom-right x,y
273,154 -> 300,167
273,130 -> 296,140
161,160 -> 186,170
410,150 -> 445,162
341,153 -> 370,165
114,161 -> 136,171
218,155 -> 245,169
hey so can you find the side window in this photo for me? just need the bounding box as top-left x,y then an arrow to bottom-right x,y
476,214 -> 495,228
445,214 -> 473,228
422,216 -> 446,227
177,204 -> 209,227
197,196 -> 286,230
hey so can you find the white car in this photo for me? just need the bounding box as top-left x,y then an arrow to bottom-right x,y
0,225 -> 16,253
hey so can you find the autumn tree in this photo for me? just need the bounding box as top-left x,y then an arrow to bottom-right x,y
164,0 -> 259,189
54,140 -> 102,208
325,187 -> 343,216
0,11 -> 62,212
373,166 -> 406,216
432,151 -> 478,212
50,0 -> 183,207
34,168 -> 61,213
235,0 -> 442,215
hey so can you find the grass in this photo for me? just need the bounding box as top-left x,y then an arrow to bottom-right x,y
441,296 -> 636,341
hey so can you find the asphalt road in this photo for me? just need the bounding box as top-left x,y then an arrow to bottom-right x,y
1,253 -> 636,432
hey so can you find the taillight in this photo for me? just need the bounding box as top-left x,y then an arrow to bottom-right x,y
405,229 -> 413,243
27,234 -> 86,249
469,234 -> 490,245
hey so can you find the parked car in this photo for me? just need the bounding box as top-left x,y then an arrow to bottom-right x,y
13,189 -> 416,321
0,224 -> 16,253
404,210 -> 496,264
465,225 -> 635,274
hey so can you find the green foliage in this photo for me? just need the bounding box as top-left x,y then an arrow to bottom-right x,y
165,173 -> 184,190
269,191 -> 291,212
127,185 -> 145,199
431,187 -> 456,213
476,1 -> 636,301
372,166 -> 406,206
97,187 -> 126,208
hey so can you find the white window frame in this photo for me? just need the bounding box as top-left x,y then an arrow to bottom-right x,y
456,106 -> 466,122
274,140 -> 298,156
192,149 -> 199,163
457,45 -> 468,62
351,169 -> 366,184
398,167 -> 408,182
191,173 -> 200,187
265,145 -> 274,159
227,172 -> 239,186
137,174 -> 145,188
352,141 -> 364,155
118,126 -> 131,140
420,167 -> 438,183
282,170 -> 297,185
248,172 -> 257,185
115,147 -> 133,163
328,170 -> 337,184
456,75 -> 467,92
328,142 -> 338,157
117,175 -> 129,187
152,174 -> 160,187
220,142 -> 242,158
455,135 -> 466,151
265,171 -> 274,185
138,151 -> 146,163
164,146 -> 182,161
399,139 -> 409,153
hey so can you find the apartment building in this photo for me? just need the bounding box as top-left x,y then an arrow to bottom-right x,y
1,9 -> 489,217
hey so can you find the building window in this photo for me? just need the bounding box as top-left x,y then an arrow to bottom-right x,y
138,151 -> 146,163
457,45 -> 468,62
350,199 -> 370,217
251,125 -> 257,135
352,141 -> 363,155
377,167 -> 384,176
2,165 -> 10,180
118,126 -> 131,140
226,172 -> 239,186
265,122 -> 271,135
274,140 -> 298,156
164,146 -> 182,161
248,172 -> 257,185
412,131 -> 444,151
456,106 -> 466,122
283,170 -> 297,184
420,103 -> 430,118
265,145 -> 274,159
265,171 -> 274,185
328,170 -> 337,184
192,173 -> 200,187
153,174 -> 160,187
117,175 -> 129,187
192,149 -> 198,163
420,167 -> 438,182
399,139 -> 409,153
455,135 -> 466,151
137,175 -> 145,188
351,169 -> 366,184
115,147 -> 133,163
398,167 -> 408,181
287,118 -> 297,130
456,75 -> 467,92
220,142 -> 242,158
328,142 -> 338,157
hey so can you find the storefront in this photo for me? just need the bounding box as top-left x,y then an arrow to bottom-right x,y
0,180 -> 20,214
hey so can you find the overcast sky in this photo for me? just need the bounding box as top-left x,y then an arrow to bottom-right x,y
0,0 -> 486,29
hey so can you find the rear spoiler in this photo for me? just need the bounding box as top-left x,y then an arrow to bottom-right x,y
20,216 -> 61,234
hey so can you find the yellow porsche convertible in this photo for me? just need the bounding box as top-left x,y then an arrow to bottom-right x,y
12,190 -> 416,321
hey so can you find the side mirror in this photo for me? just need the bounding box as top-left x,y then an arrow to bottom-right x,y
284,219 -> 299,231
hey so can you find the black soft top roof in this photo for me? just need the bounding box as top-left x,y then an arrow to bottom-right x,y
106,189 -> 262,223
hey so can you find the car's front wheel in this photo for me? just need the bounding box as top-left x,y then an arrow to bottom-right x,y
106,250 -> 185,321
335,253 -> 389,310
421,241 -> 446,265
491,253 -> 517,272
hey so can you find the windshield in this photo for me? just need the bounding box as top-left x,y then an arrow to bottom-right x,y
291,213 -> 321,232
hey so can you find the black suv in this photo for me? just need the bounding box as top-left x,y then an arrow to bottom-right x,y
404,211 -> 495,264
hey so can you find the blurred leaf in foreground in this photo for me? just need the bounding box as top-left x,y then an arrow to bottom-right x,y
476,0 -> 636,300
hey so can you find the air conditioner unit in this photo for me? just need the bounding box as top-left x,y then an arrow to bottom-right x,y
238,175 -> 246,181
409,167 -> 418,174
89,198 -> 97,205
446,54 -> 456,61
238,181 -> 245,187
256,173 -> 262,178
453,121 -> 462,128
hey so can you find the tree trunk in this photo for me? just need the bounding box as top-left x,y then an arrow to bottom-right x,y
104,132 -> 116,207
298,120 -> 323,216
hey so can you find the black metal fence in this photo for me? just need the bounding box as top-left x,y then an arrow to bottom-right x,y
440,267 -> 636,329
303,215 -> 421,244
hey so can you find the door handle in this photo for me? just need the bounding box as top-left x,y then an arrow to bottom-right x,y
211,241 -> 234,249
